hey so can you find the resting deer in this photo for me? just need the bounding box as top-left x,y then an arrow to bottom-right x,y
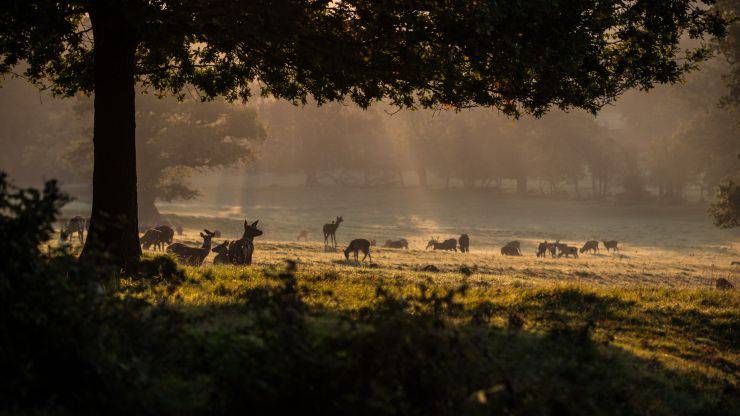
458,234 -> 470,253
603,240 -> 619,253
166,229 -> 216,266
229,220 -> 263,265
296,230 -> 309,241
212,240 -> 231,265
323,216 -> 343,248
344,239 -> 372,262
383,239 -> 409,249
580,240 -> 599,254
426,237 -> 457,251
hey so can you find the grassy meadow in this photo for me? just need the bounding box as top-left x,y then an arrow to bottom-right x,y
54,188 -> 739,413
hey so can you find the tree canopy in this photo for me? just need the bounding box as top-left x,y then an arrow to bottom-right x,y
0,0 -> 730,267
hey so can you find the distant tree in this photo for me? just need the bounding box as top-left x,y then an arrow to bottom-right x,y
69,95 -> 265,225
715,0 -> 740,107
709,179 -> 740,228
1,0 -> 729,268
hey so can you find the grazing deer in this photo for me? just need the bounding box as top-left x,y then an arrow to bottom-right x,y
536,241 -> 548,258
60,216 -> 87,244
140,229 -> 166,251
426,237 -> 457,251
296,230 -> 309,241
500,245 -> 521,256
558,245 -> 579,258
154,225 -> 174,245
166,229 -> 216,266
229,220 -> 263,265
458,234 -> 470,253
344,239 -> 372,262
323,216 -> 343,248
212,240 -> 231,265
383,239 -> 409,249
580,240 -> 599,254
603,240 -> 619,253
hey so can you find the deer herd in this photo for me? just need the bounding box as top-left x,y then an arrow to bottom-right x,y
58,214 -> 621,267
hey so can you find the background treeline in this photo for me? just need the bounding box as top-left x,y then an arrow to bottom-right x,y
1,36 -> 738,208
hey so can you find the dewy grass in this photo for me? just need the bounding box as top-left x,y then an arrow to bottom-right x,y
115,247 -> 739,414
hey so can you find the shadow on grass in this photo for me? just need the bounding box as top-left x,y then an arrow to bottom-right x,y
123,275 -> 738,416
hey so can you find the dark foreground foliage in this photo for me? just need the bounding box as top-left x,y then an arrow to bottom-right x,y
1,175 -> 737,415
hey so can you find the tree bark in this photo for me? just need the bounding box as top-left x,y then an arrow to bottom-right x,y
81,3 -> 141,270
416,165 -> 428,188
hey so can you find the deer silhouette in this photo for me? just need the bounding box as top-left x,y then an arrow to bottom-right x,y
166,230 -> 216,266
344,238 -> 372,262
229,220 -> 263,265
323,216 -> 343,248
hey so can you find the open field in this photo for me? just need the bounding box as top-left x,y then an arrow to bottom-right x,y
52,188 -> 740,412
131,187 -> 740,288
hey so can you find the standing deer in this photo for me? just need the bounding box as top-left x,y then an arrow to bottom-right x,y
60,216 -> 88,244
603,240 -> 619,253
323,216 -> 343,248
154,225 -> 174,245
458,234 -> 470,253
536,241 -> 548,258
140,228 -> 166,251
500,245 -> 521,256
558,245 -> 579,258
166,230 -> 216,266
344,238 -> 372,262
426,237 -> 457,251
229,220 -> 263,265
580,240 -> 599,254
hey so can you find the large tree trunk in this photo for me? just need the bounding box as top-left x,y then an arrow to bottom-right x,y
81,4 -> 141,270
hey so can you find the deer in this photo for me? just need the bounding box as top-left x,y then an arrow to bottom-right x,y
426,237 -> 457,251
580,240 -> 599,254
228,220 -> 263,265
500,245 -> 521,256
60,216 -> 88,244
344,238 -> 372,262
458,234 -> 470,253
154,225 -> 174,245
140,228 -> 167,251
536,241 -> 548,258
383,239 -> 409,249
323,216 -> 343,248
296,230 -> 309,241
603,240 -> 619,253
546,241 -> 558,258
166,229 -> 216,266
212,240 -> 231,265
558,245 -> 579,258
503,240 -> 521,252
